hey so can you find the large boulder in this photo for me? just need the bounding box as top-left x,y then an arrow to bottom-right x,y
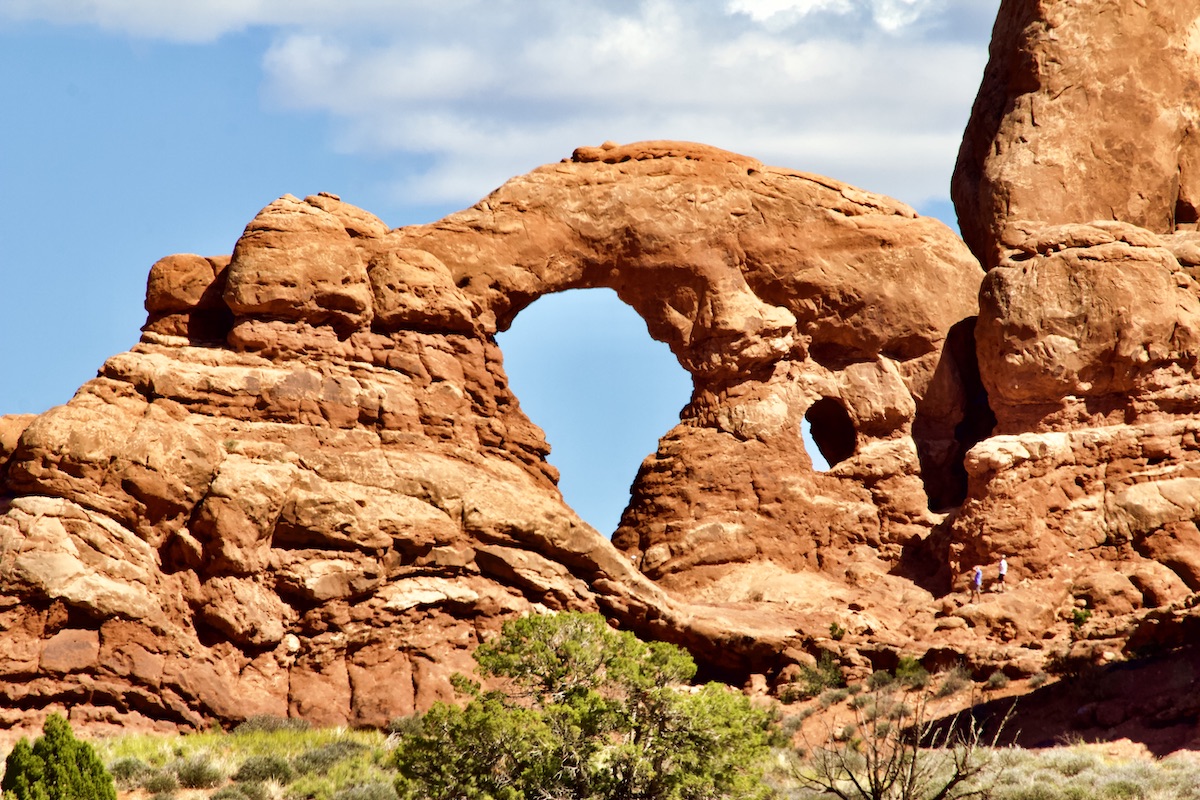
952,0 -> 1200,269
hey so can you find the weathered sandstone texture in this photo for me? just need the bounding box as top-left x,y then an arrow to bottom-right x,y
0,142 -> 994,732
10,0 -> 1200,734
952,0 -> 1200,270
942,0 -> 1200,696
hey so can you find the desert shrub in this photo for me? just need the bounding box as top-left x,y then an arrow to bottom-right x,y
143,770 -> 179,794
211,786 -> 248,800
848,693 -> 873,710
1029,671 -> 1049,688
241,782 -> 270,800
293,742 -> 368,776
234,755 -> 294,784
1,714 -> 117,800
384,717 -> 421,737
172,754 -> 225,788
790,670 -> 1012,800
895,655 -> 929,689
788,652 -> 845,700
1072,608 -> 1092,628
935,666 -> 972,698
1102,779 -> 1145,799
829,621 -> 847,641
331,784 -> 398,800
994,782 -> 1070,800
866,669 -> 894,690
779,714 -> 807,737
393,611 -> 778,800
108,756 -> 151,790
986,671 -> 1010,690
213,782 -> 269,800
234,715 -> 312,735
1042,748 -> 1098,778
284,773 -> 337,800
818,688 -> 850,708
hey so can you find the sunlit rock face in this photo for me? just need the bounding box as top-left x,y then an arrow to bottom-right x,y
952,0 -> 1200,271
13,0 -> 1200,731
10,0 -> 1200,733
949,221 -> 1200,610
0,141 -> 989,731
944,0 -> 1200,672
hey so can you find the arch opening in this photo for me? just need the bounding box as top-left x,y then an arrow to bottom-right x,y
914,316 -> 996,511
804,397 -> 857,469
496,288 -> 693,535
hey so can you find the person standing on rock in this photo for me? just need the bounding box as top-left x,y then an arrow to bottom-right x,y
997,555 -> 1008,592
970,565 -> 983,602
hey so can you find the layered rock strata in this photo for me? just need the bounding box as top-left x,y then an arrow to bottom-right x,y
0,142 -> 987,730
944,0 -> 1200,679
7,0 -> 1200,736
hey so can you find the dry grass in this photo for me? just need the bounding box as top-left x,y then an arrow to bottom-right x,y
92,723 -> 394,800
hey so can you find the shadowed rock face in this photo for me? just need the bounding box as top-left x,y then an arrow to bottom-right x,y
0,141 -> 988,731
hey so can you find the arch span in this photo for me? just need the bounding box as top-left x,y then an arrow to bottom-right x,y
395,141 -> 982,580
218,140 -> 987,584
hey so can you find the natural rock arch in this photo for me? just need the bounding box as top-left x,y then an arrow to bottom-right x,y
134,140 -> 990,592
214,141 -> 986,585
0,140 -> 985,730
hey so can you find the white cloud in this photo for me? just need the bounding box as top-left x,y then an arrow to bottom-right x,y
727,0 -> 944,32
261,3 -> 993,209
728,0 -> 852,23
3,0 -> 1000,212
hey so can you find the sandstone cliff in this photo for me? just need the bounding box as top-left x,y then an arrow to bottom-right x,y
4,0 -> 1200,745
0,141 -> 990,731
952,0 -> 1200,270
941,1 -> 1200,740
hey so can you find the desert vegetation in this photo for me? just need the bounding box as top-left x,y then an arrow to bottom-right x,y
3,614 -> 1200,800
94,718 -> 390,800
2,713 -> 116,800
390,612 -> 780,800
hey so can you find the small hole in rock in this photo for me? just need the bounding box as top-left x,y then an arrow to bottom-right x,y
804,397 -> 857,469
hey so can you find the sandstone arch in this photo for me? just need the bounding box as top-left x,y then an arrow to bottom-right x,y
0,141 -> 985,729
213,141 -> 986,587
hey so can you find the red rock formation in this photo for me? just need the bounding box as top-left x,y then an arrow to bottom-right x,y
947,221 -> 1200,628
943,0 -> 1200,682
0,143 -> 987,732
8,0 -> 1200,739
953,0 -> 1200,270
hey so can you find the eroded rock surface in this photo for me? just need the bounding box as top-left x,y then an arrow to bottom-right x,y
952,0 -> 1200,269
8,0 -> 1200,739
942,0 -> 1200,695
0,142 -> 989,732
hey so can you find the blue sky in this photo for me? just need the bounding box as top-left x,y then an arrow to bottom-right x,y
0,0 -> 998,534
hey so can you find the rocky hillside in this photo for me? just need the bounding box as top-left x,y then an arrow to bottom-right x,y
3,0 -> 1200,741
